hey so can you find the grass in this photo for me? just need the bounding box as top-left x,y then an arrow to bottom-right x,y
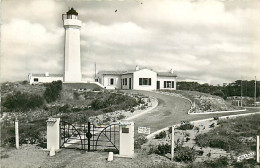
195,114 -> 260,154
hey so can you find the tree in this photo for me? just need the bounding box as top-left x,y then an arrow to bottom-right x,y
43,80 -> 62,103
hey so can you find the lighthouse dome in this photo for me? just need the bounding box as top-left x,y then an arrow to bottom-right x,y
67,8 -> 78,16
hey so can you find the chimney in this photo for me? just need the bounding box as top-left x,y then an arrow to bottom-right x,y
45,72 -> 49,77
170,69 -> 174,74
135,65 -> 139,71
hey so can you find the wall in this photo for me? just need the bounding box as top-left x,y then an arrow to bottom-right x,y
157,76 -> 177,90
121,74 -> 133,90
102,75 -> 121,89
133,69 -> 157,90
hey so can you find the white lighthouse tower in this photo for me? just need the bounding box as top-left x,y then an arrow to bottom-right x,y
62,8 -> 82,82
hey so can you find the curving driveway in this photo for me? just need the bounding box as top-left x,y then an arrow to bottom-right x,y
122,90 -> 258,136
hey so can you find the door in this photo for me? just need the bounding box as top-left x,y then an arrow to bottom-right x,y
129,78 -> 132,89
157,81 -> 160,89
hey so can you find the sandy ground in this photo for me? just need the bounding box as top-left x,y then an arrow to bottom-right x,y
1,145 -> 173,168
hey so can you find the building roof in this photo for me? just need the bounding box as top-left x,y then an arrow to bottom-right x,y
98,71 -> 127,75
66,8 -> 78,16
157,72 -> 177,77
31,74 -> 63,77
98,69 -> 177,77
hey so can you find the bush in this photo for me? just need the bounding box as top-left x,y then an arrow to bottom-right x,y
117,114 -> 125,120
59,104 -> 71,113
134,136 -> 148,149
43,81 -> 62,103
90,92 -> 138,111
3,91 -> 44,112
177,121 -> 194,130
155,131 -> 167,139
203,156 -> 229,168
155,143 -> 171,155
174,146 -> 197,163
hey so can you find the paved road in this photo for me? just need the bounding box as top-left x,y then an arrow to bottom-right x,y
122,90 -> 259,137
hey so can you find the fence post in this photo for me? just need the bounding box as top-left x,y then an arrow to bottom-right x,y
171,126 -> 175,160
257,135 -> 259,163
88,122 -> 91,152
15,120 -> 19,149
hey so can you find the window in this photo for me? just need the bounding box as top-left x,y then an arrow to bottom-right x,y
109,78 -> 114,85
139,78 -> 151,86
164,81 -> 175,88
123,78 -> 127,86
34,78 -> 39,82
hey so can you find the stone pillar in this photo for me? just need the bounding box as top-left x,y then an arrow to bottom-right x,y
47,118 -> 60,151
119,121 -> 134,158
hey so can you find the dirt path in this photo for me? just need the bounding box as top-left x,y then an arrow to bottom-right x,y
122,90 -> 259,137
1,145 -> 172,168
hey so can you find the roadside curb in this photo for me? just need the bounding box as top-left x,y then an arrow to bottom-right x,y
146,111 -> 260,140
125,97 -> 159,121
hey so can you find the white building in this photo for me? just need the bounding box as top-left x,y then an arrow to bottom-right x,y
96,66 -> 177,91
28,73 -> 63,85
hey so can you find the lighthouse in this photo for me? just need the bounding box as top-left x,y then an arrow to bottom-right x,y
62,8 -> 82,82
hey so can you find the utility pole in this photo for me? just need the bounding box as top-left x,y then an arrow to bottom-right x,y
95,62 -> 97,78
241,78 -> 243,107
255,76 -> 257,106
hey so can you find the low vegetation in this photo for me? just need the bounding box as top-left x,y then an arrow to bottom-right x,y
159,90 -> 241,113
1,81 -> 145,147
2,92 -> 44,112
177,121 -> 194,130
195,114 -> 260,154
155,131 -> 167,139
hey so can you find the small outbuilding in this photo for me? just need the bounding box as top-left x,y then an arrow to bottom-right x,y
28,73 -> 63,85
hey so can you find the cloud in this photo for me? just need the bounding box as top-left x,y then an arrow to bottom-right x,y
1,0 -> 260,84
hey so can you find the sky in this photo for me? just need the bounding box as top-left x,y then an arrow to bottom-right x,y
1,0 -> 260,85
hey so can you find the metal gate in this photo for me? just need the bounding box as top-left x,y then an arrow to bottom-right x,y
60,121 -> 120,152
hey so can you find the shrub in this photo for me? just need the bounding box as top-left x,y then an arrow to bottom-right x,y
3,91 -> 44,112
213,116 -> 219,120
43,80 -> 62,103
155,131 -> 167,139
232,158 -> 257,168
117,114 -> 125,120
134,136 -> 148,149
59,104 -> 71,113
174,146 -> 197,163
203,156 -> 229,167
177,121 -> 194,130
155,143 -> 171,155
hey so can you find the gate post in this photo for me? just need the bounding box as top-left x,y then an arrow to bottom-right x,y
119,121 -> 134,158
88,122 -> 91,152
47,118 -> 60,151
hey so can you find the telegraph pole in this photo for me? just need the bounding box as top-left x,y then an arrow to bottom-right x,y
255,76 -> 257,106
241,78 -> 243,107
95,62 -> 97,78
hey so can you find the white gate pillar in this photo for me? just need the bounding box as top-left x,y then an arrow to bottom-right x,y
47,118 -> 60,151
119,121 -> 134,158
